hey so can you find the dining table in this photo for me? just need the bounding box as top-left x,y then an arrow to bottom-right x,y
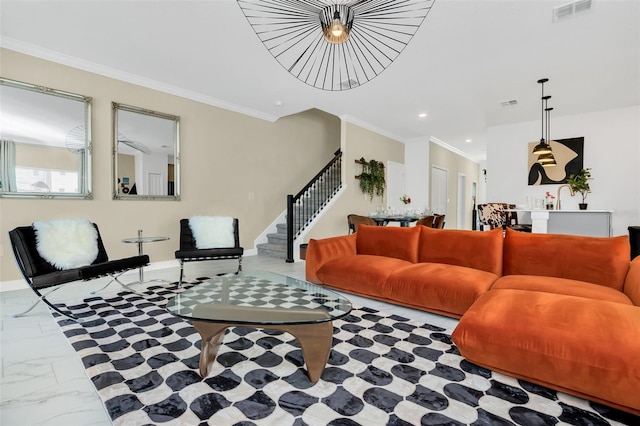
369,215 -> 420,227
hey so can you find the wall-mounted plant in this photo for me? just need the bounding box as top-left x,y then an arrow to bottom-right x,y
356,157 -> 385,200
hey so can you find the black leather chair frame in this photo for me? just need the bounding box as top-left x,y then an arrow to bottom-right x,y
9,224 -> 149,320
629,226 -> 640,260
175,218 -> 244,286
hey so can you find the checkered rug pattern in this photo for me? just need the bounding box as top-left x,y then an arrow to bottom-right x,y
53,277 -> 639,426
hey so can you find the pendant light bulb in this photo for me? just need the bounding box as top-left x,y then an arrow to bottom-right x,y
330,11 -> 344,37
321,5 -> 353,44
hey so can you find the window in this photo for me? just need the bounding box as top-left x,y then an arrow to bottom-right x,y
15,167 -> 79,193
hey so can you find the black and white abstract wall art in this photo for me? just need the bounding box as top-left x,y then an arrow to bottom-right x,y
528,137 -> 584,185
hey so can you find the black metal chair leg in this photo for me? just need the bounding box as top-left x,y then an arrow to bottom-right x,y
178,261 -> 185,287
236,257 -> 243,274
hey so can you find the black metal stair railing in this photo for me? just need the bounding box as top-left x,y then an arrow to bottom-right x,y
286,149 -> 342,262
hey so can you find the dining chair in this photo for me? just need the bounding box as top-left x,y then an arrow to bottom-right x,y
416,215 -> 435,228
347,214 -> 377,234
433,214 -> 446,229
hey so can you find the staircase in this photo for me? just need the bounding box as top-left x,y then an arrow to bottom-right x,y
257,150 -> 342,260
256,223 -> 289,259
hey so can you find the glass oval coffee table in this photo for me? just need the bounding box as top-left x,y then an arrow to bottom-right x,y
166,270 -> 352,383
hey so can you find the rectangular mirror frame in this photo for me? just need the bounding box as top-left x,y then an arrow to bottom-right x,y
0,77 -> 93,199
112,102 -> 181,201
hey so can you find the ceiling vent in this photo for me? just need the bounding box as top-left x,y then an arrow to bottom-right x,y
500,99 -> 518,107
553,0 -> 592,22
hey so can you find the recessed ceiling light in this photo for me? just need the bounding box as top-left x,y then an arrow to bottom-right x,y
465,139 -> 472,143
418,112 -> 428,118
274,100 -> 283,106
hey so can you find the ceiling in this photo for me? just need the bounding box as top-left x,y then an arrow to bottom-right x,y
1,0 -> 638,162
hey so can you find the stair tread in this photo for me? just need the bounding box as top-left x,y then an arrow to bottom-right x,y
258,166 -> 342,260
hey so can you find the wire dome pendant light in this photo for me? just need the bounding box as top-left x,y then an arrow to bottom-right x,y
237,0 -> 436,91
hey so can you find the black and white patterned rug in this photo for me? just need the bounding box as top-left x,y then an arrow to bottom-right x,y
53,277 -> 639,426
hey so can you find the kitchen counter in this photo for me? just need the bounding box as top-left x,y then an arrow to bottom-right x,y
513,209 -> 613,237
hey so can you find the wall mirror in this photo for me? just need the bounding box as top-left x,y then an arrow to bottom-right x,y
0,78 -> 92,199
112,102 -> 180,200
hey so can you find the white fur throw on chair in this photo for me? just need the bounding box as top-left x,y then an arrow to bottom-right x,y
188,216 -> 235,249
33,218 -> 99,270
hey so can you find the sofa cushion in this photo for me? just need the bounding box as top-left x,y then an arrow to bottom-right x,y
386,263 -> 500,318
452,289 -> 640,414
503,228 -> 630,291
418,227 -> 503,275
316,255 -> 412,298
356,225 -> 420,263
493,275 -> 633,305
305,234 -> 357,284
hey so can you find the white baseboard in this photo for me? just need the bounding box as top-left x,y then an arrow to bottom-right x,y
1,279 -> 27,292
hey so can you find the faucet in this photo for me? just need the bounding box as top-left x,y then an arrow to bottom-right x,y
556,184 -> 575,210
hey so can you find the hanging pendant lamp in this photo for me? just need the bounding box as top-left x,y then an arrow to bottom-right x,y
539,103 -> 557,167
237,0 -> 435,91
532,78 -> 553,156
538,153 -> 557,167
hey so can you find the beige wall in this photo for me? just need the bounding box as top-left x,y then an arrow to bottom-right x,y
117,153 -> 135,193
429,142 -> 480,229
0,49 -> 340,281
307,121 -> 405,240
16,143 -> 78,170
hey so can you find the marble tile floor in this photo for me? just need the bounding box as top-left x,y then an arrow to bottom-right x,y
0,256 -> 458,426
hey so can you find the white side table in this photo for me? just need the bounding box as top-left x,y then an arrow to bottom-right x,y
122,229 -> 170,283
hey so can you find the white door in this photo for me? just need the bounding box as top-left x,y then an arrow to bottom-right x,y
457,173 -> 467,229
431,166 -> 448,215
148,173 -> 164,196
386,161 -> 405,211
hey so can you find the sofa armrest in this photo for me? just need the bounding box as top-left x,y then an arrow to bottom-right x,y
624,257 -> 640,306
305,234 -> 357,284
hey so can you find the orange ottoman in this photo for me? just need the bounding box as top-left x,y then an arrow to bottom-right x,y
452,288 -> 640,415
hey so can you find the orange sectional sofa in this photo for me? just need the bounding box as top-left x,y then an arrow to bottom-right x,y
305,225 -> 640,415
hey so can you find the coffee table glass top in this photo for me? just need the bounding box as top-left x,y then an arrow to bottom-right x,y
166,270 -> 352,325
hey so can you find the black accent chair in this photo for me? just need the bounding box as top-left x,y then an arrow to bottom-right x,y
629,226 -> 640,260
8,223 -> 149,320
175,218 -> 244,286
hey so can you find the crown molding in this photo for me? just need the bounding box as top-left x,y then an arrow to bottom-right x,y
339,114 -> 408,143
340,114 -> 481,163
429,136 -> 480,164
0,37 -> 278,123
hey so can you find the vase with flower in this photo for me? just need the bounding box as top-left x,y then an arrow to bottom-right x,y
400,195 -> 412,215
545,192 -> 555,210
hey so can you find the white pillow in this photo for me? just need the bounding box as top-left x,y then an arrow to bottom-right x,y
33,218 -> 99,270
188,216 -> 235,249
